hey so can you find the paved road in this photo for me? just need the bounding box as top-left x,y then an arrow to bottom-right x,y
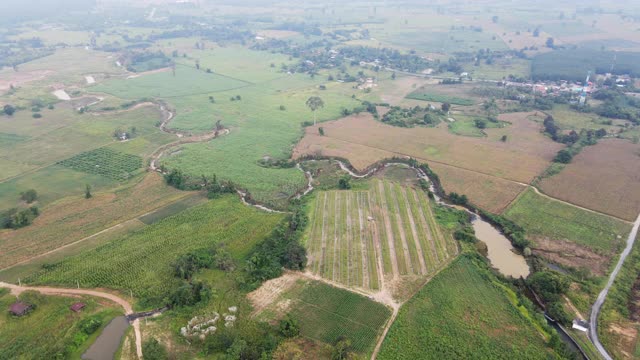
0,282 -> 142,359
590,212 -> 640,360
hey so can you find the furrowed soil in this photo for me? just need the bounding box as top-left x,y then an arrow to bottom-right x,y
539,139 -> 640,221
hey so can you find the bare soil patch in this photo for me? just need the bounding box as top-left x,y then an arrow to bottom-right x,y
0,69 -> 53,93
539,139 -> 640,221
530,237 -> 608,276
247,272 -> 300,316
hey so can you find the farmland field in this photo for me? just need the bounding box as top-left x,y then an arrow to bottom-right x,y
22,195 -> 283,306
0,289 -> 122,359
57,148 -> 143,181
293,112 -> 559,212
504,188 -> 631,254
539,139 -> 640,221
0,173 -> 192,271
92,64 -> 250,99
377,256 -> 554,359
252,277 -> 391,355
305,179 -> 457,291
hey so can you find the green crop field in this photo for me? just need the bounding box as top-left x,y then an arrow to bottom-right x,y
406,91 -> 475,106
256,279 -> 391,355
447,115 -> 509,137
0,289 -> 122,359
378,256 -> 554,359
92,64 -> 250,99
305,179 -> 457,290
504,188 -> 631,254
23,196 -> 283,306
57,148 -> 143,181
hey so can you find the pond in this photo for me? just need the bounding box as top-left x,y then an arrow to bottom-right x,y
82,316 -> 129,360
472,217 -> 530,278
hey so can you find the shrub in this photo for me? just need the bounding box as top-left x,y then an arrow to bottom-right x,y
142,338 -> 168,360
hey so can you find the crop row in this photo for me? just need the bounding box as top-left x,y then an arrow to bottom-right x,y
57,147 -> 143,181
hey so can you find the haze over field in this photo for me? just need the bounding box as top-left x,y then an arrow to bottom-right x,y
1,1 -> 640,359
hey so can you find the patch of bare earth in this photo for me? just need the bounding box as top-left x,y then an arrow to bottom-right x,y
247,272 -> 300,316
530,237 -> 608,276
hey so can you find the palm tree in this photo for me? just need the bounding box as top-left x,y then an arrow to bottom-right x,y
306,96 -> 325,125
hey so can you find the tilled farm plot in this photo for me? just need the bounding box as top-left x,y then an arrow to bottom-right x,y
306,180 -> 456,292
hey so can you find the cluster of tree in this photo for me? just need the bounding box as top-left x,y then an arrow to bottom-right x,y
142,338 -> 168,360
163,170 -> 236,198
338,175 -> 351,190
591,89 -> 640,124
121,50 -> 172,72
381,105 -> 443,128
257,158 -> 296,169
20,189 -> 37,203
0,40 -> 53,68
172,244 -> 235,281
113,126 -> 137,140
167,280 -> 211,307
454,225 -> 477,243
448,192 -> 468,206
532,49 -> 640,82
243,205 -> 308,289
527,271 -> 573,326
543,115 -> 606,163
0,206 -> 40,229
148,27 -> 253,46
339,46 -> 435,73
2,104 -> 16,116
203,316 -> 284,359
479,211 -> 529,250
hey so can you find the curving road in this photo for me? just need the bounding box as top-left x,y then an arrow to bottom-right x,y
590,212 -> 640,360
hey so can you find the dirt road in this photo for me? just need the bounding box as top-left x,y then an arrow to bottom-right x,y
590,212 -> 640,360
0,282 -> 143,359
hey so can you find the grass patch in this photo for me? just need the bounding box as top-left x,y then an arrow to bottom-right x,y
93,64 -> 249,99
503,188 -> 630,253
0,290 -> 122,359
406,91 -> 475,105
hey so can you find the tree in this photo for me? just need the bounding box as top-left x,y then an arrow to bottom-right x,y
85,184 -> 92,199
441,102 -> 451,113
474,118 -> 487,129
500,135 -> 508,142
318,127 -> 325,136
533,27 -> 540,37
279,315 -> 300,338
3,104 -> 15,116
20,189 -> 38,203
391,72 -> 396,80
142,338 -> 168,360
306,96 -> 325,125
338,175 -> 351,190
332,337 -> 353,360
554,149 -> 573,164
546,37 -> 555,48
492,15 -> 499,23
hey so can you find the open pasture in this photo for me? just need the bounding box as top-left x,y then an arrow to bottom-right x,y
24,196 -> 283,306
305,179 -> 456,291
252,277 -> 391,355
539,139 -> 640,221
378,257 -> 553,359
93,64 -> 250,99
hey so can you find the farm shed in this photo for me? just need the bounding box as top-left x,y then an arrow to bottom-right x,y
9,302 -> 33,316
70,302 -> 86,312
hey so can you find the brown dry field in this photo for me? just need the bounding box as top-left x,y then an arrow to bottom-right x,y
539,139 -> 640,221
531,237 -> 609,276
0,172 -> 191,269
294,112 -> 561,212
428,162 -> 526,213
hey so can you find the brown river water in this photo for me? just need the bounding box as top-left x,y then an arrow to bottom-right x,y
82,316 -> 130,360
472,219 -> 530,278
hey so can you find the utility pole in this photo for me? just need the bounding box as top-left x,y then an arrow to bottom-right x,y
77,280 -> 80,289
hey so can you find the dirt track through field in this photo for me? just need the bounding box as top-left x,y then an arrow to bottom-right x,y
358,193 -> 370,288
